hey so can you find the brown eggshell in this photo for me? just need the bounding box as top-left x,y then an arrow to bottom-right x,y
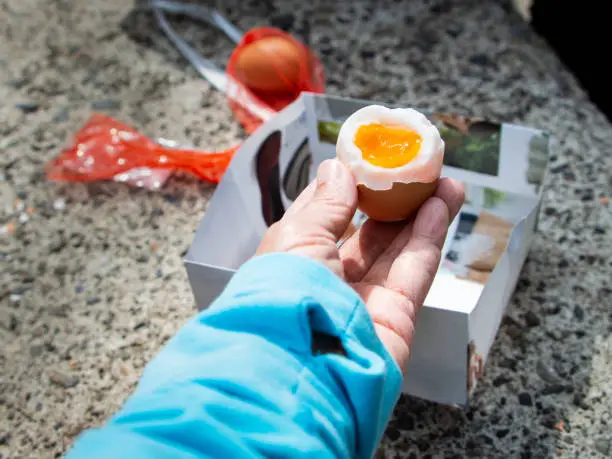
234,37 -> 307,93
357,180 -> 439,222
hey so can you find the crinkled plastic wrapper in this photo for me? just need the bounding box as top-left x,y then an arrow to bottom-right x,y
46,114 -> 237,188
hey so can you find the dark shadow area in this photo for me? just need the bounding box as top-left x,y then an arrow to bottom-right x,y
255,130 -> 284,226
282,138 -> 312,201
531,0 -> 612,122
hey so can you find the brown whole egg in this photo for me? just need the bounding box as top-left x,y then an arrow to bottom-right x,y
234,36 -> 307,93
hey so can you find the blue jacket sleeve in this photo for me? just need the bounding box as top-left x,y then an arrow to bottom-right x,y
66,253 -> 402,459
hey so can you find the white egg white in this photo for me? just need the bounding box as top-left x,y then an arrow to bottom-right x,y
336,105 -> 445,191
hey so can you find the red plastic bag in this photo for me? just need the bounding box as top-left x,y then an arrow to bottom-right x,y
226,27 -> 325,134
46,114 -> 237,185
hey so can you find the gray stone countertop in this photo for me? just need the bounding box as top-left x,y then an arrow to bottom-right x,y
1,0 -> 611,457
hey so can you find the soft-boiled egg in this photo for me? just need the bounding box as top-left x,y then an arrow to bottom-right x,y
336,105 -> 445,222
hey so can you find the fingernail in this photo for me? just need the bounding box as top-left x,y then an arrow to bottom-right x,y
315,159 -> 357,205
317,159 -> 342,184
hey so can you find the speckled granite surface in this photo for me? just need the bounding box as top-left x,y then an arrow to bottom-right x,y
1,0 -> 611,458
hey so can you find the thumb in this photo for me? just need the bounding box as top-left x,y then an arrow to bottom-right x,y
299,159 -> 358,243
255,159 -> 358,276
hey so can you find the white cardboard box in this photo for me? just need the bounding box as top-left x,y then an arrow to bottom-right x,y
185,93 -> 550,406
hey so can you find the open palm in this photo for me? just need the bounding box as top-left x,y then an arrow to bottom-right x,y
256,160 -> 464,371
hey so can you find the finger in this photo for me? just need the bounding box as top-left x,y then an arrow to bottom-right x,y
375,323 -> 411,373
352,282 -> 416,372
282,179 -> 317,219
290,159 -> 358,243
354,194 -> 459,372
340,218 -> 405,283
436,178 -> 465,220
356,178 -> 465,284
383,195 -> 456,309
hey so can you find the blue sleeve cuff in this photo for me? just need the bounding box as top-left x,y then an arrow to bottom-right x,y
67,253 -> 402,459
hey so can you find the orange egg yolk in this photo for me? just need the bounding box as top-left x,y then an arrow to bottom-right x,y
354,123 -> 422,168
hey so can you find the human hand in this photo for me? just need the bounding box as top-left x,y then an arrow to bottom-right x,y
256,159 -> 464,372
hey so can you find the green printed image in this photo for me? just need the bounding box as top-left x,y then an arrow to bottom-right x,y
435,119 -> 501,176
483,188 -> 506,209
317,121 -> 341,144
